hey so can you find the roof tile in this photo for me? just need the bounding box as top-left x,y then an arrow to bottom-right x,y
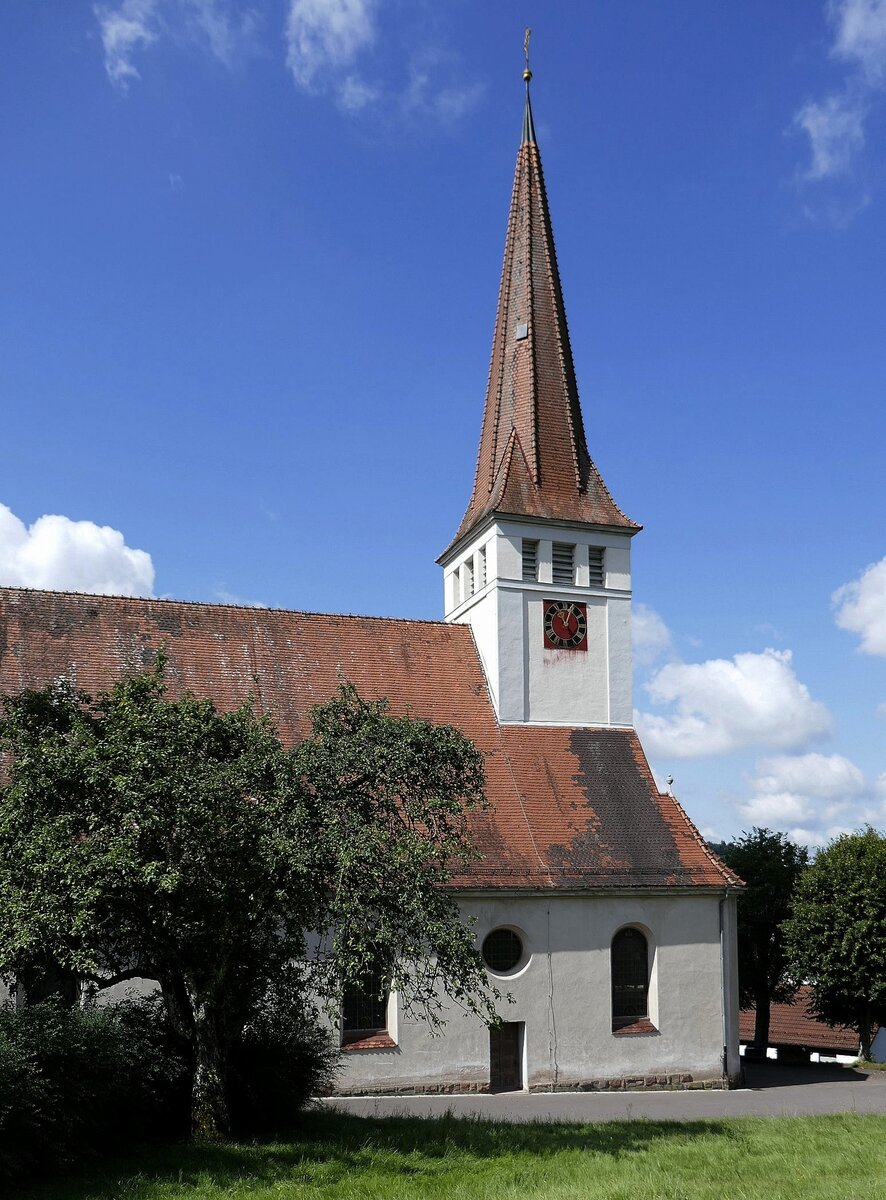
0,587 -> 733,891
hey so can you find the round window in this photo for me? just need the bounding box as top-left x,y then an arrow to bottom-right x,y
482,928 -> 524,974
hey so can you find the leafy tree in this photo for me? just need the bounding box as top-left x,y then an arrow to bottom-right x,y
718,828 -> 808,1049
0,662 -> 494,1140
784,827 -> 886,1061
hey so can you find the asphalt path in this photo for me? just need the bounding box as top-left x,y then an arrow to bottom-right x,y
321,1062 -> 886,1122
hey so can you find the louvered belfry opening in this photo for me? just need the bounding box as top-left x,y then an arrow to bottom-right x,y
552,542 -> 574,586
588,546 -> 605,587
522,538 -> 539,581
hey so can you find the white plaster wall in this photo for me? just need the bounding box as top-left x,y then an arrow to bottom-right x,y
338,891 -> 730,1093
607,595 -> 633,726
496,586 -> 527,723
525,594 -> 608,724
870,1027 -> 886,1063
453,588 -> 500,711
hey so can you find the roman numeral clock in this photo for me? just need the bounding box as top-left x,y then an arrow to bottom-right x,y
543,600 -> 588,651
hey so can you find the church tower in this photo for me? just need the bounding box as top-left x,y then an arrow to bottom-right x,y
439,67 -> 641,727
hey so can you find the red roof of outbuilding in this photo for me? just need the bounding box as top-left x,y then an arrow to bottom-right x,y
739,988 -> 863,1054
443,86 -> 639,559
0,587 -> 735,891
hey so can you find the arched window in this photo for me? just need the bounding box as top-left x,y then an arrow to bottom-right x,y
611,927 -> 649,1030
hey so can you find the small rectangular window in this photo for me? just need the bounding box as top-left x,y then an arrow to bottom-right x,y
588,547 -> 605,588
463,557 -> 474,598
478,546 -> 487,590
342,961 -> 389,1036
552,542 -> 575,586
522,539 -> 538,582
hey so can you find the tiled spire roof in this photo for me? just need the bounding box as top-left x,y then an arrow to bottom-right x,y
444,79 -> 640,557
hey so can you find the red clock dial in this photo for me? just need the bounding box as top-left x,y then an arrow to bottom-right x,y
543,600 -> 588,651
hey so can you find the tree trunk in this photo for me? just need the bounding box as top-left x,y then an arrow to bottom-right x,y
161,978 -> 232,1142
859,1002 -> 873,1062
753,986 -> 771,1050
191,1002 -> 231,1141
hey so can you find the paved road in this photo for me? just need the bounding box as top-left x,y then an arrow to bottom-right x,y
322,1062 -> 886,1122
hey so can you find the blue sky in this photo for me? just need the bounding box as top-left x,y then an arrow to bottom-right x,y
2,1 -> 886,847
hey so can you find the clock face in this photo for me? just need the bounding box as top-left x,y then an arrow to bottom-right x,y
543,600 -> 588,651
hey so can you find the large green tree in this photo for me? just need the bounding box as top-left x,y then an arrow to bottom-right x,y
784,827 -> 886,1061
718,828 -> 808,1050
0,662 -> 495,1140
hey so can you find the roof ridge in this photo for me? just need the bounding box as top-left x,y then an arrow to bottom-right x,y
663,788 -> 745,888
0,585 -> 459,630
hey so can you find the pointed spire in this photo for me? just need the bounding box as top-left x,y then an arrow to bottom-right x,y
442,57 -> 639,558
522,27 -> 536,144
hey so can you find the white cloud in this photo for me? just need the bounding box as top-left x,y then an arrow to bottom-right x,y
632,603 -> 674,669
94,0 -> 258,88
636,648 -> 832,759
283,1 -> 482,123
400,50 -> 484,123
739,791 -> 819,827
214,587 -> 267,608
0,503 -> 154,597
285,0 -> 376,92
793,1 -> 886,193
833,554 -> 886,655
95,0 -> 159,87
737,752 -> 884,846
186,0 -> 259,65
753,752 -> 867,799
831,0 -> 886,82
783,823 -> 858,848
794,91 -> 867,179
338,73 -> 380,113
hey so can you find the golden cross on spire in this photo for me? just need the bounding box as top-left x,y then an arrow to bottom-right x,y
523,27 -> 532,82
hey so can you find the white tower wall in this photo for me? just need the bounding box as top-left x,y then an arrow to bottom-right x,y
442,518 -> 634,727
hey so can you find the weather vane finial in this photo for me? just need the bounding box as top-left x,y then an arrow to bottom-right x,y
523,27 -> 532,82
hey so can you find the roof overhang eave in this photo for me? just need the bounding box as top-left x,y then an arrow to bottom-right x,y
438,508 -> 643,566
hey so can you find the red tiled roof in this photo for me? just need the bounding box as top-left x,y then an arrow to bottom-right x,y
739,988 -> 862,1053
443,93 -> 639,559
0,587 -> 735,891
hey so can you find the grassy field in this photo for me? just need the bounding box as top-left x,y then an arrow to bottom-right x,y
25,1111 -> 886,1200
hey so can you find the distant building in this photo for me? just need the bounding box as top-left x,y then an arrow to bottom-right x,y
739,987 -> 881,1064
0,73 -> 742,1093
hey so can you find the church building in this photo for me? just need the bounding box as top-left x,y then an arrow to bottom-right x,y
0,74 -> 741,1093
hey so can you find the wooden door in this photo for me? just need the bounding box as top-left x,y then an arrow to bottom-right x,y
489,1022 -> 523,1092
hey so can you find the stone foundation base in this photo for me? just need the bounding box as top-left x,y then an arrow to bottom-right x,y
330,1072 -> 731,1097
534,1073 -> 728,1092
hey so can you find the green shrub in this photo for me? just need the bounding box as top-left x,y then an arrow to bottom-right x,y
228,973 -> 341,1134
0,980 -> 340,1184
0,994 -> 189,1185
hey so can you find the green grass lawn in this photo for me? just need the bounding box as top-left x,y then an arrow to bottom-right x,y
24,1111 -> 886,1200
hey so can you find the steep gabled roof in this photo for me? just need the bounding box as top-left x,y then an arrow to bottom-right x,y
0,587 -> 735,891
444,83 -> 639,559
